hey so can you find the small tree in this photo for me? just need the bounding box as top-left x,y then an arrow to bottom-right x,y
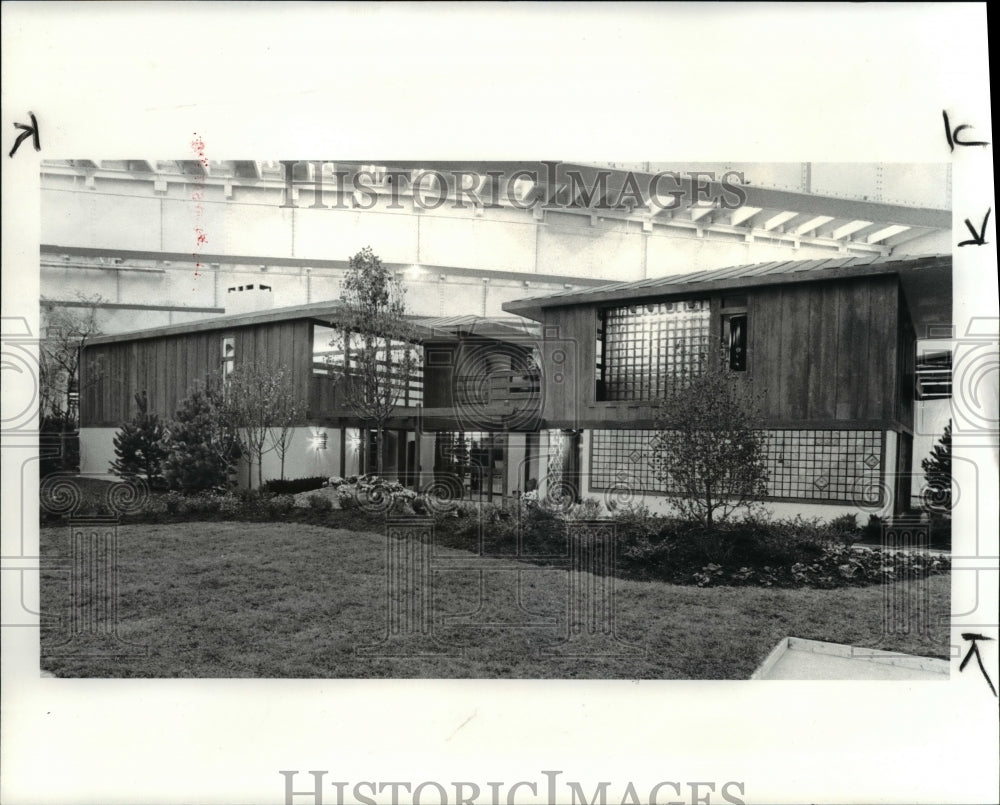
161,383 -> 241,491
332,246 -> 417,477
267,382 -> 305,482
224,364 -> 304,487
110,391 -> 169,487
39,296 -> 104,421
38,296 -> 105,476
921,419 -> 952,513
649,365 -> 769,528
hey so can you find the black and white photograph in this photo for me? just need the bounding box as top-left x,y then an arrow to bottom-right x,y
36,160 -> 956,681
2,4 -> 997,805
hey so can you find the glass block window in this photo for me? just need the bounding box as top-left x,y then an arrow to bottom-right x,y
590,429 -> 884,504
600,299 -> 710,401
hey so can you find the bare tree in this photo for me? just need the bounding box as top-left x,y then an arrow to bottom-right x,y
332,247 -> 417,477
38,296 -> 105,475
267,372 -> 306,482
39,296 -> 104,421
225,363 -> 305,487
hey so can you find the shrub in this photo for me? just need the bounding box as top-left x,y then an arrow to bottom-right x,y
610,503 -> 664,542
861,514 -> 884,543
333,477 -> 421,516
307,493 -> 334,513
39,414 -> 80,478
649,364 -> 769,528
161,385 -> 241,492
337,490 -> 360,510
162,490 -> 188,516
928,513 -> 951,550
566,497 -> 604,521
217,494 -> 243,519
828,512 -> 860,535
262,476 -> 328,495
191,492 -> 222,517
455,501 -> 479,519
137,495 -> 169,520
262,494 -> 296,518
237,487 -> 265,504
110,391 -> 169,488
921,420 -> 952,513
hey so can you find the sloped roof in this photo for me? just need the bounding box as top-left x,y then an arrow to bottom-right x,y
414,315 -> 541,340
86,300 -> 349,346
86,303 -> 539,348
503,253 -> 951,328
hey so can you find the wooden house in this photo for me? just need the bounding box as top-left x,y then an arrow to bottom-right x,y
503,253 -> 952,519
80,253 -> 950,519
79,303 -> 544,495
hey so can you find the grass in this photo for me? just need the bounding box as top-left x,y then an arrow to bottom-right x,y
40,520 -> 950,679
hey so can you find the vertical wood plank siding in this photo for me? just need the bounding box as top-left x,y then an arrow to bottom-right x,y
79,276 -> 907,431
533,275 -> 903,428
80,320 -> 317,427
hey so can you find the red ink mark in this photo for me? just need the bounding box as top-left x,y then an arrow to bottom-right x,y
190,133 -> 209,279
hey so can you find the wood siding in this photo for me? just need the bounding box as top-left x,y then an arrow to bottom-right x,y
80,275 -> 908,434
81,319 -> 312,426
537,275 -> 904,430
750,275 -> 899,425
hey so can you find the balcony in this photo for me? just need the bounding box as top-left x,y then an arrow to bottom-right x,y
455,369 -> 540,409
308,368 -> 540,429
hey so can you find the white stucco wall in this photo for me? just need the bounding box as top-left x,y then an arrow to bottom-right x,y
79,427 -> 121,479
234,426 -> 342,488
83,425 -> 344,488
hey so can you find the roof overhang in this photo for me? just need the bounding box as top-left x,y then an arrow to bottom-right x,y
85,300 -> 347,346
503,254 -> 952,334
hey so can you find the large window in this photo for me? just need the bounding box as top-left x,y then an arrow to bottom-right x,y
312,323 -> 423,406
598,299 -> 711,401
433,431 -> 507,502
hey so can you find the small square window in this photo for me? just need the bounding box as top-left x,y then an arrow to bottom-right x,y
222,336 -> 235,376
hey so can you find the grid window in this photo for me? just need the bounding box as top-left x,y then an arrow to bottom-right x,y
591,429 -> 884,504
599,300 -> 710,401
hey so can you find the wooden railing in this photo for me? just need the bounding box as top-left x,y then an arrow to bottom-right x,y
454,370 -> 540,408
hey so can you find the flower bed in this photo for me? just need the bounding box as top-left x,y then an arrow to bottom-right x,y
40,478 -> 951,590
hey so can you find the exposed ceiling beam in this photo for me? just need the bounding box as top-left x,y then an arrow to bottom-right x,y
730,206 -> 762,226
762,211 -> 799,231
368,162 -> 951,229
688,203 -> 716,222
793,215 -> 834,236
867,224 -> 910,244
831,220 -> 873,240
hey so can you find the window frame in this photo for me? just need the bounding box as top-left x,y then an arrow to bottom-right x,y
595,293 -> 752,402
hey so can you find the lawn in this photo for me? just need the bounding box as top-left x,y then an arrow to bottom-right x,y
40,521 -> 950,679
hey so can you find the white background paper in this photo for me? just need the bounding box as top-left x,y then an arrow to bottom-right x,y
2,3 -> 997,804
